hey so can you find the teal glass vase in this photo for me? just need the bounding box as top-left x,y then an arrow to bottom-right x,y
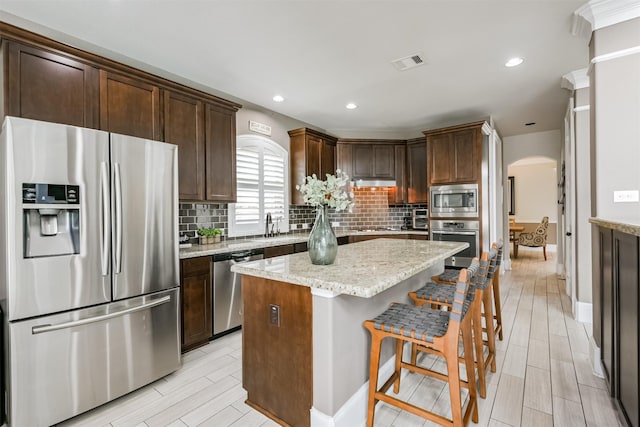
308,205 -> 338,265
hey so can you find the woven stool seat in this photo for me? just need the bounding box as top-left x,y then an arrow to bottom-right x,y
434,268 -> 460,284
372,303 -> 449,343
414,281 -> 457,304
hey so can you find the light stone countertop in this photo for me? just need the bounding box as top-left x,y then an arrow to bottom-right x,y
229,239 -> 468,298
589,218 -> 640,237
179,229 -> 430,259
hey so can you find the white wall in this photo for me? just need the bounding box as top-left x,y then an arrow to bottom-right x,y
235,103 -> 319,151
508,161 -> 558,223
503,129 -> 562,166
592,17 -> 640,223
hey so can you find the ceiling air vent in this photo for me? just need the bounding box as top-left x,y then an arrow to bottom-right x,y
391,54 -> 426,71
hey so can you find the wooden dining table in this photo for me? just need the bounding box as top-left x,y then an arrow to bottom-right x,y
509,224 -> 525,257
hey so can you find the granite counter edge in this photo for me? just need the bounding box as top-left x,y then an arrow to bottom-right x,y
589,218 -> 640,237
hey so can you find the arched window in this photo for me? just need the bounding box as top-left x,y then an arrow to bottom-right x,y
228,135 -> 289,237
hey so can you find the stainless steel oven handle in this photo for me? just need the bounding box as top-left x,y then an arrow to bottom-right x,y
431,230 -> 477,236
31,295 -> 171,334
100,162 -> 110,276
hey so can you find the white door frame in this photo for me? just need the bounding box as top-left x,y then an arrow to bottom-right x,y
564,99 -> 577,313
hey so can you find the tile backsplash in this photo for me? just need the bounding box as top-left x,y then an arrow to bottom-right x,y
179,188 -> 426,242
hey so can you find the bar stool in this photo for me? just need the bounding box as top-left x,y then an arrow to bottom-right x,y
363,262 -> 479,427
490,241 -> 504,340
432,241 -> 504,341
409,249 -> 497,399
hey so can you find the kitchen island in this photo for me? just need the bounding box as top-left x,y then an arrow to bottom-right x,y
231,238 -> 468,427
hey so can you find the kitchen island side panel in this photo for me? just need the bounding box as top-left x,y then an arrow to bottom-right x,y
311,266 -> 440,417
242,275 -> 312,427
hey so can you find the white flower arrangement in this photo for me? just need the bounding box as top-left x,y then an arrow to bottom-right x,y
296,169 -> 355,212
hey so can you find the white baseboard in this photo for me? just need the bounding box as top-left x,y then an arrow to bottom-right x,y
575,301 -> 593,324
311,343 -> 411,427
589,336 -> 605,378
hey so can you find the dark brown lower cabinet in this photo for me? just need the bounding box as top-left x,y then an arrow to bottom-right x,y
614,230 -> 639,427
596,226 -> 639,427
349,234 -> 408,244
180,256 -> 212,352
409,234 -> 429,240
600,228 -> 614,387
263,244 -> 294,259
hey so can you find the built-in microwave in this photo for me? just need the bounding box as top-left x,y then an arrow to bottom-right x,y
412,208 -> 428,229
430,183 -> 478,218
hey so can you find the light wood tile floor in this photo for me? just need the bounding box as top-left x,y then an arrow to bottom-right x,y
57,246 -> 624,427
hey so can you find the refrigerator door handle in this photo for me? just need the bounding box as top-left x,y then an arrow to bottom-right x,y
114,162 -> 123,274
100,162 -> 110,276
31,295 -> 171,334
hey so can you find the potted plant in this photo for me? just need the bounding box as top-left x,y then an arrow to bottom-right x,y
212,228 -> 223,243
197,228 -> 215,245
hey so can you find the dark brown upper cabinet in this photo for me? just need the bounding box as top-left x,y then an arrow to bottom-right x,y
1,23 -> 242,203
289,128 -> 337,205
4,41 -> 99,128
163,90 -> 205,200
205,103 -> 237,202
351,143 -> 394,179
337,139 -> 419,204
99,70 -> 161,140
425,122 -> 485,185
406,138 -> 427,204
389,144 -> 406,205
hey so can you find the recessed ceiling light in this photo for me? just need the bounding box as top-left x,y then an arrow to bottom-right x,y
505,57 -> 524,67
272,95 -> 284,102
346,103 -> 358,110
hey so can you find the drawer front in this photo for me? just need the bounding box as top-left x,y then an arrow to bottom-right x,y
182,256 -> 211,276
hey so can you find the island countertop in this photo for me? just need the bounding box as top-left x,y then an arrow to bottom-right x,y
230,238 -> 468,298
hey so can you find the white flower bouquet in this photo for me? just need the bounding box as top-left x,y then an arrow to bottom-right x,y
296,169 -> 355,212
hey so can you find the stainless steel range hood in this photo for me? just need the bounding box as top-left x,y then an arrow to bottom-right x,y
351,179 -> 397,188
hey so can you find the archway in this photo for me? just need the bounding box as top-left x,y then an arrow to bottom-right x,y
505,156 -> 559,266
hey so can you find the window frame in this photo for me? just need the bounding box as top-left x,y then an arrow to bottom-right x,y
228,134 -> 289,237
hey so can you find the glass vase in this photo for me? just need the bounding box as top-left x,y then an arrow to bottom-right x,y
308,205 -> 338,265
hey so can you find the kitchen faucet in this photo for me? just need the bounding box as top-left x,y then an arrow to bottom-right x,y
265,212 -> 272,237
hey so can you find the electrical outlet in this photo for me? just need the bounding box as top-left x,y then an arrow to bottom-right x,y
269,304 -> 280,326
332,222 -> 340,227
301,223 -> 309,229
613,190 -> 639,203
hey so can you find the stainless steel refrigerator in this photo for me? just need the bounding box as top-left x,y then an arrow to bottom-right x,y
0,117 -> 181,426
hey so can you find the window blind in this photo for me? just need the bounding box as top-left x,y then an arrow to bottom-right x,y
229,136 -> 289,236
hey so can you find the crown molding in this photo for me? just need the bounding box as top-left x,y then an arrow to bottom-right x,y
561,68 -> 590,90
572,0 -> 640,37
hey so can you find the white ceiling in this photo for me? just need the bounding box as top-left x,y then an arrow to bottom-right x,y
0,0 -> 590,138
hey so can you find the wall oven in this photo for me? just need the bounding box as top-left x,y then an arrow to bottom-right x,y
430,220 -> 479,259
430,183 -> 478,218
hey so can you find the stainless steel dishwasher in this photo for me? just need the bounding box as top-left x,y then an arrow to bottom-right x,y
212,248 -> 264,336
